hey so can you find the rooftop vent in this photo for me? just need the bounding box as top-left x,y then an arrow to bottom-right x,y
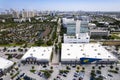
98,53 -> 101,55
67,49 -> 69,50
42,54 -> 44,56
44,50 -> 46,52
108,56 -> 111,58
33,50 -> 35,52
94,49 -> 97,51
83,53 -> 85,55
81,49 -> 83,51
67,53 -> 70,56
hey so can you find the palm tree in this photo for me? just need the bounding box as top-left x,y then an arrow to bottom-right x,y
92,66 -> 95,69
98,66 -> 101,70
115,67 -> 119,71
32,66 -> 34,69
110,65 -> 113,69
82,67 -> 85,70
50,66 -> 53,70
77,66 -> 80,70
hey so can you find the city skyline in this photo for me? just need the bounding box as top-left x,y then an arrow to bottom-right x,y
0,0 -> 120,11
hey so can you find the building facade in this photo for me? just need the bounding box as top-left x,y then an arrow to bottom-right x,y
21,47 -> 53,65
63,18 -> 90,43
90,30 -> 110,37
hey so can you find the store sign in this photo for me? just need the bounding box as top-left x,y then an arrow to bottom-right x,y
80,58 -> 101,64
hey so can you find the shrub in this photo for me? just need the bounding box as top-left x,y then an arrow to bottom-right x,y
44,71 -> 51,78
108,70 -> 118,73
11,71 -> 19,79
91,70 -> 96,78
30,70 -> 36,73
40,70 -> 52,78
66,66 -> 70,70
10,73 -> 13,76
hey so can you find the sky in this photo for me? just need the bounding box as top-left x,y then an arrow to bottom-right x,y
0,0 -> 120,11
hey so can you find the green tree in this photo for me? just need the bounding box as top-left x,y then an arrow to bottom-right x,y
35,39 -> 44,46
44,71 -> 51,78
98,66 -> 101,70
50,66 -> 53,70
92,66 -> 95,69
46,40 -> 53,46
91,70 -> 96,78
32,66 -> 34,69
76,66 -> 80,70
66,66 -> 70,70
82,67 -> 85,70
115,67 -> 119,71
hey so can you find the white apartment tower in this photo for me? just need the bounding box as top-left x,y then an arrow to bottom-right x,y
12,10 -> 20,18
22,9 -> 35,18
22,9 -> 28,18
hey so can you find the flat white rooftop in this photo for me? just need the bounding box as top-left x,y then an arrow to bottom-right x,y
0,57 -> 13,70
21,46 -> 53,61
61,43 -> 116,61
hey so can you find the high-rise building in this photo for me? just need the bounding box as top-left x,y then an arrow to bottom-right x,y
22,9 -> 35,18
22,9 -> 28,18
5,9 -> 10,15
28,11 -> 35,18
12,10 -> 20,18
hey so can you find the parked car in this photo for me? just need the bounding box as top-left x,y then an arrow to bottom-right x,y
43,65 -> 47,68
63,74 -> 67,77
59,73 -> 62,75
38,72 -> 41,75
0,78 -> 3,80
74,74 -> 78,77
57,75 -> 60,79
20,73 -> 25,77
72,65 -> 76,68
101,65 -> 105,68
73,78 -> 76,80
108,74 -> 113,77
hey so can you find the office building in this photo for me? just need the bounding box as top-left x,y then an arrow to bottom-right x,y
90,29 -> 110,37
63,18 -> 90,43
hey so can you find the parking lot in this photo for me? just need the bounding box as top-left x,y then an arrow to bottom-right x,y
2,62 -> 120,80
0,45 -> 120,80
